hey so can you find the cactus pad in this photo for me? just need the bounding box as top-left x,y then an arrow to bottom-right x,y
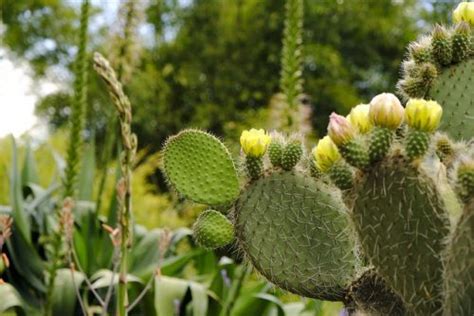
352,155 -> 450,315
427,59 -> 474,140
235,171 -> 357,300
163,129 -> 240,205
193,210 -> 235,249
443,202 -> 474,316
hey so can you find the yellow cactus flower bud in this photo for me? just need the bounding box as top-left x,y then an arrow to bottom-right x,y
312,136 -> 341,172
405,99 -> 443,132
369,93 -> 404,130
240,128 -> 271,158
327,113 -> 356,146
453,2 -> 474,25
347,104 -> 373,134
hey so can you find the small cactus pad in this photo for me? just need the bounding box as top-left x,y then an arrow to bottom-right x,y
193,210 -> 235,249
351,156 -> 450,315
443,202 -> 474,316
281,141 -> 303,170
235,171 -> 357,300
427,59 -> 474,140
163,129 -> 240,205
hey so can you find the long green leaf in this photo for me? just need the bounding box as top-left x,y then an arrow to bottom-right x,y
21,142 -> 39,186
0,283 -> 25,313
52,269 -> 85,316
154,276 -> 210,316
9,137 -> 31,242
77,142 -> 96,201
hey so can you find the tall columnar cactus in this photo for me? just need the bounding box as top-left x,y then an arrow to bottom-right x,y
162,3 -> 473,315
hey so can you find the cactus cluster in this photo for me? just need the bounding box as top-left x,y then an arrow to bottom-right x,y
162,5 -> 473,316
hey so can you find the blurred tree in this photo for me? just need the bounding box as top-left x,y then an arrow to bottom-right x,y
2,0 -> 459,149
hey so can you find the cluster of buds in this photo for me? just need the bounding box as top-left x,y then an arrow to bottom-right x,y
60,198 -> 75,245
453,2 -> 474,25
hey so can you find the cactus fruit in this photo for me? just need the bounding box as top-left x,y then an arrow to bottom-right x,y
268,139 -> 284,167
235,171 -> 356,300
163,129 -> 239,205
281,140 -> 303,170
398,21 -> 473,140
193,210 -> 235,249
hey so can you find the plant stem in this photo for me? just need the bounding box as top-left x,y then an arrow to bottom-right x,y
219,264 -> 252,316
93,52 -> 137,316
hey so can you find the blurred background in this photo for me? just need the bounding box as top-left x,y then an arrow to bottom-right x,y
0,0 -> 462,315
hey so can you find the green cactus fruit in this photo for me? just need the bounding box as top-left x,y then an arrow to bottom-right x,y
235,171 -> 357,300
457,164 -> 474,202
245,156 -> 263,180
432,25 -> 452,66
193,209 -> 234,249
427,58 -> 474,140
452,22 -> 471,63
348,269 -> 406,315
340,139 -> 370,170
443,202 -> 474,316
405,129 -> 431,161
409,40 -> 432,64
281,141 -> 303,170
368,127 -> 394,162
268,140 -> 283,167
328,162 -> 353,190
163,129 -> 240,205
351,155 -> 450,315
435,134 -> 454,163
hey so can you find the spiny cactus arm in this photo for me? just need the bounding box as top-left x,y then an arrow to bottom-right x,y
163,129 -> 240,206
234,171 -> 358,301
350,155 -> 451,315
397,19 -> 473,140
443,199 -> 474,316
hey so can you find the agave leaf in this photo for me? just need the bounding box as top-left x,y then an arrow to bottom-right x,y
0,283 -> 26,313
154,276 -> 211,316
21,142 -> 39,186
52,269 -> 85,316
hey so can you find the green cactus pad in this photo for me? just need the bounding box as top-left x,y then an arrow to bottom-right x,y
443,202 -> 474,316
351,155 -> 450,315
427,58 -> 474,140
193,209 -> 235,249
163,129 -> 240,205
235,171 -> 357,300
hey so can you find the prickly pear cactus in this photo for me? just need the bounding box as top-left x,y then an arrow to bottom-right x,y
163,129 -> 240,205
351,153 -> 451,314
235,171 -> 356,300
398,21 -> 473,140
